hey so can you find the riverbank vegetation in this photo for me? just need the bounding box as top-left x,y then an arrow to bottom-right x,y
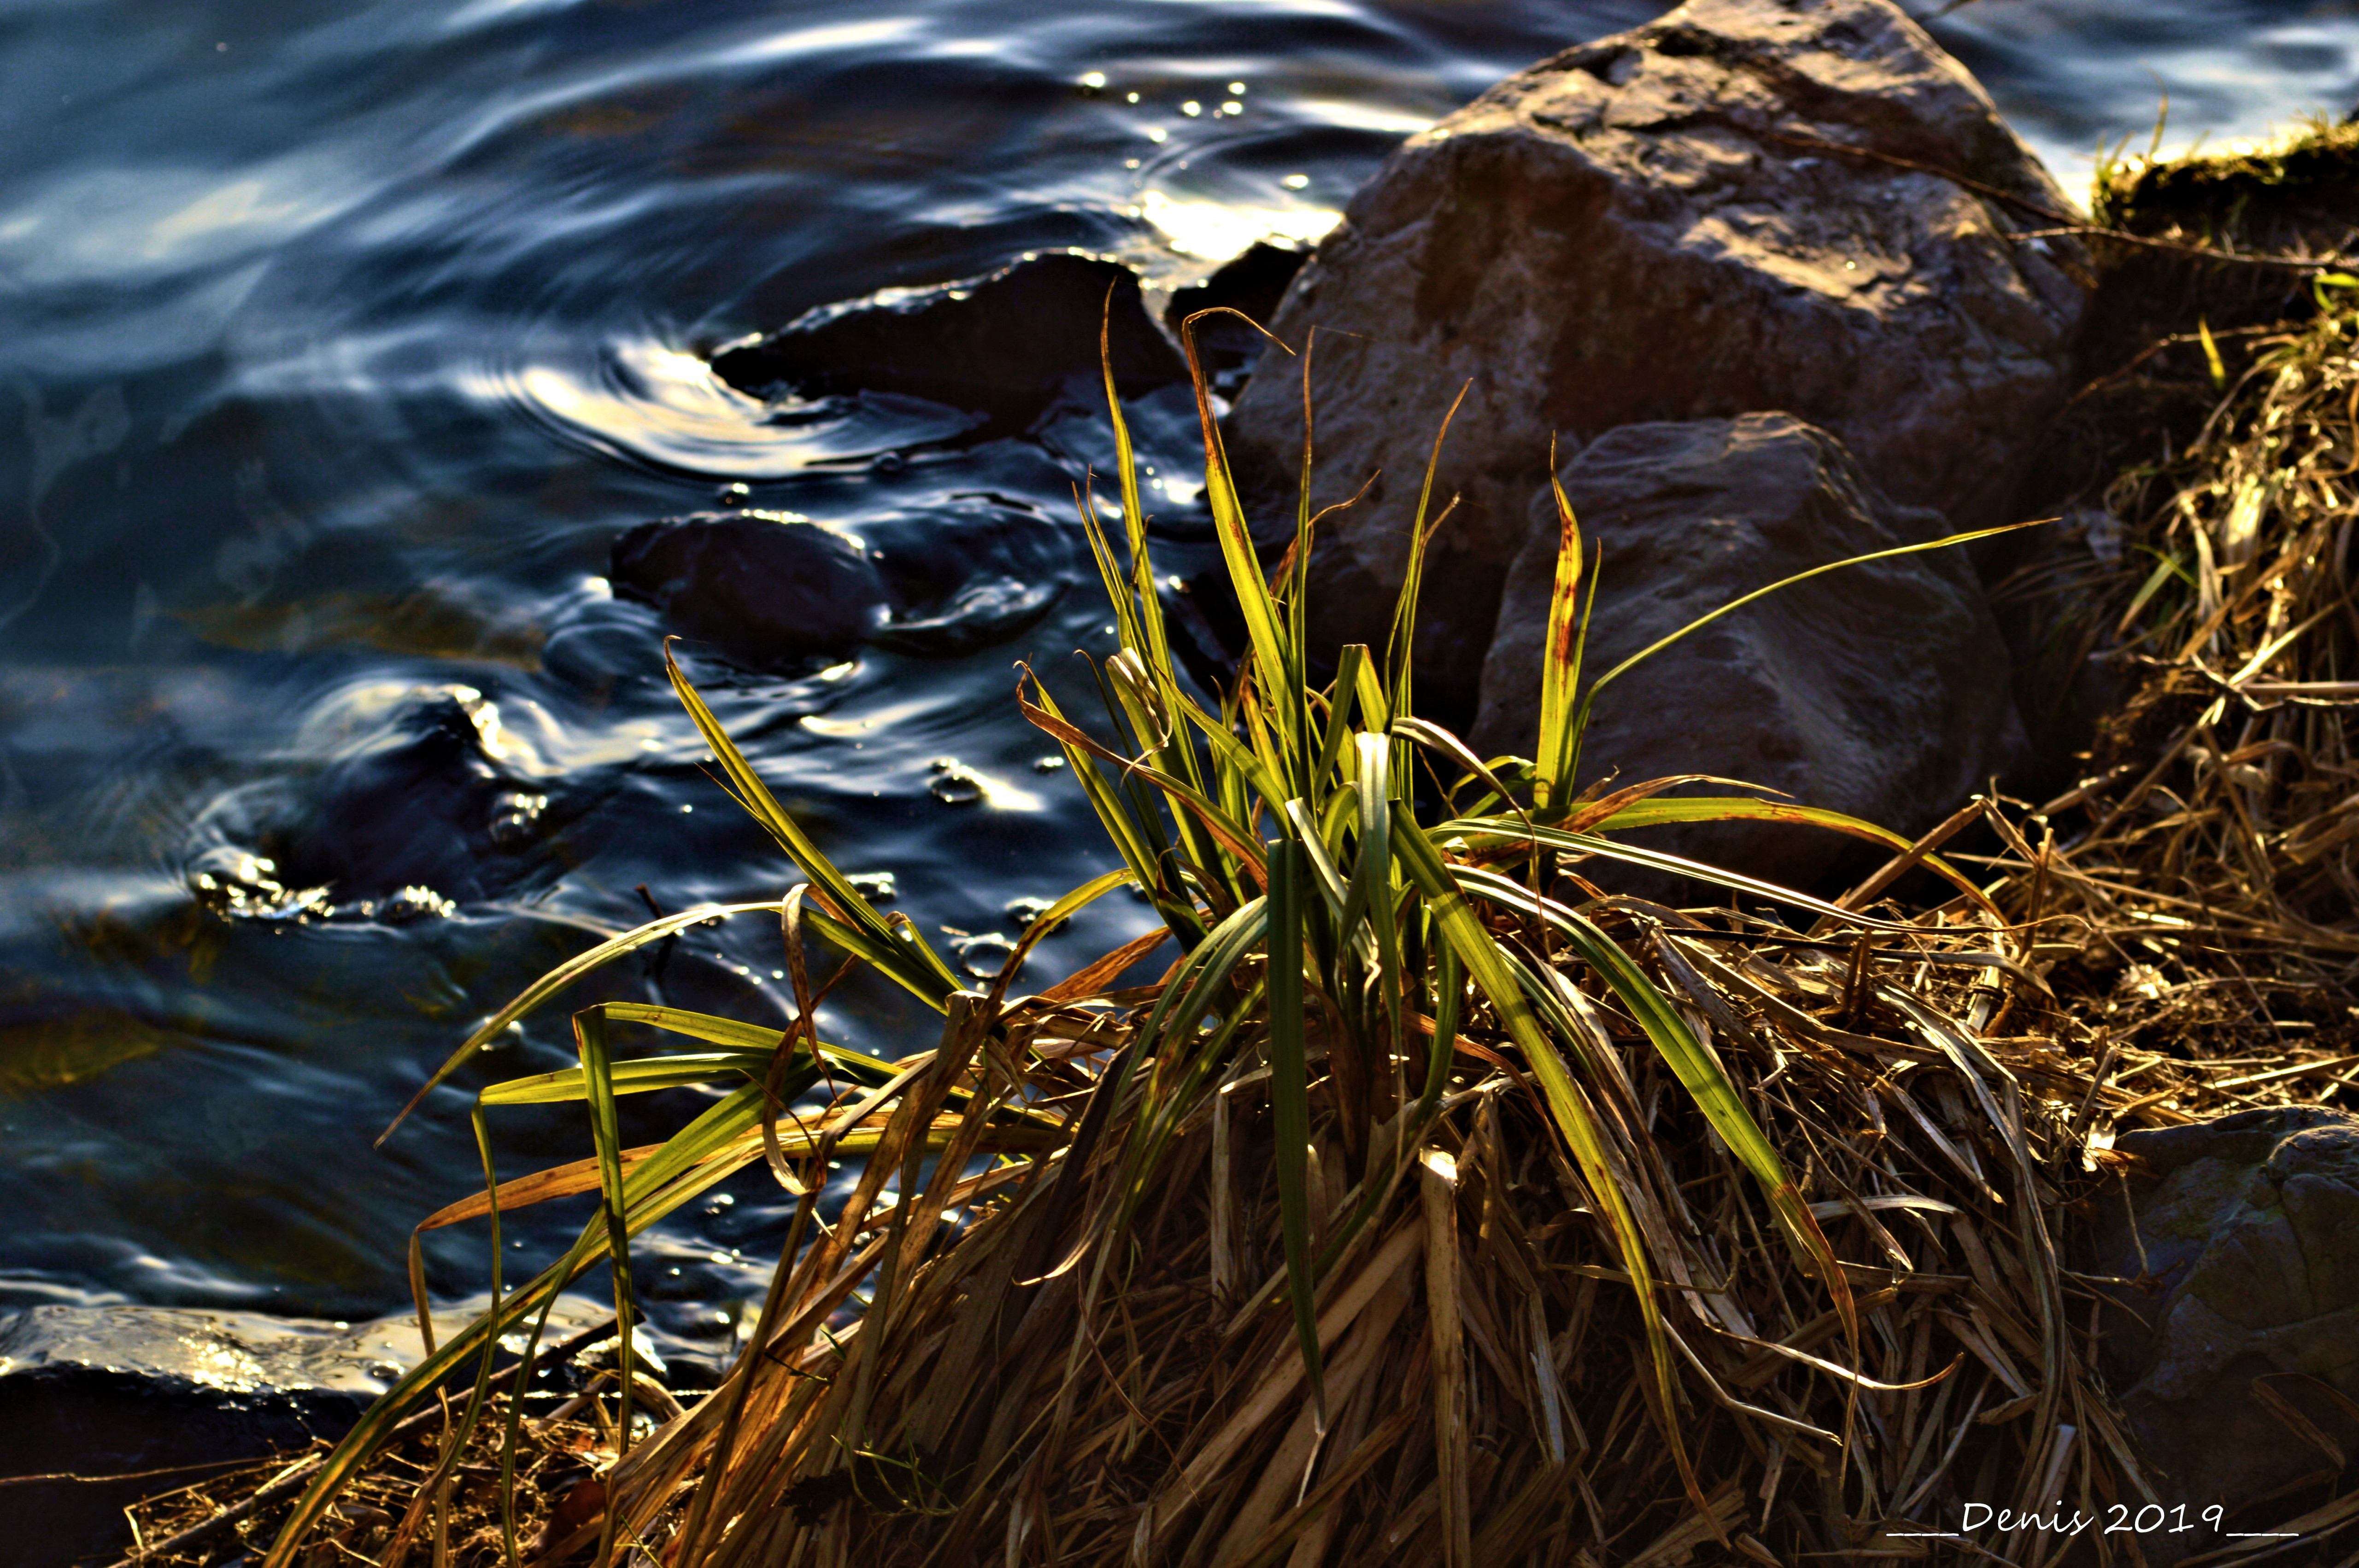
123,127 -> 2359,1568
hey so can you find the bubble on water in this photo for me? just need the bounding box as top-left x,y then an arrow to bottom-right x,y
953,932 -> 1021,979
487,789 -> 546,848
1004,895 -> 1057,927
927,758 -> 984,805
377,885 -> 458,922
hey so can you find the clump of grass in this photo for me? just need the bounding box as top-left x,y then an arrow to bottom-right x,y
2092,115 -> 2359,247
2066,113 -> 2359,410
1978,273 -> 2359,1084
165,313 -> 2347,1568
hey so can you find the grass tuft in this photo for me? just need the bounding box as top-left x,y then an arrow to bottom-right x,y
130,252 -> 2359,1565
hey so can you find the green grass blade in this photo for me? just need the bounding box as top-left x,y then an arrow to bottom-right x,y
1532,472 -> 1589,813
1075,479 -> 1146,657
1181,683 -> 1289,811
1438,820 -> 1925,933
1284,330 -> 1320,774
1352,655 -> 1391,741
667,644 -> 960,1006
1383,382 -> 1470,721
1180,316 -> 1300,790
597,1002 -> 897,1082
1579,796 -> 1991,915
479,1053 -> 776,1105
1266,836 -> 1326,1430
1018,664 -> 1211,941
1097,293 -> 1187,713
1444,863 -> 1852,1350
1415,938 -> 1462,1125
1385,813 -> 1701,1509
1567,517 -> 2054,749
1018,676 -> 1268,887
1556,538 -> 1608,790
1282,797 -> 1353,923
1393,716 -> 1527,825
1353,734 -> 1408,1108
379,899 -> 804,1147
987,866 -> 1144,1008
1314,644 -> 1368,788
1338,732 -> 1392,949
1132,896 -> 1271,1062
572,1007 -> 639,1469
1110,895 -> 1274,1197
1515,879 -> 1826,1260
1107,650 -> 1231,894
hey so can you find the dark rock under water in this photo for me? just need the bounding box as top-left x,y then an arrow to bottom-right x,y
609,499 -> 1076,673
609,510 -> 889,671
183,682 -> 571,922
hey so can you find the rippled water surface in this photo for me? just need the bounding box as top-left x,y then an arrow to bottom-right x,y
2,0 -> 2354,1350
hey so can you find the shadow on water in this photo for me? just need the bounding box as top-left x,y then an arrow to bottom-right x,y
0,0 -> 2353,1350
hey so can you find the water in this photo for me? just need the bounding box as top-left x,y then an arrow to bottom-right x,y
1,0 -> 2353,1355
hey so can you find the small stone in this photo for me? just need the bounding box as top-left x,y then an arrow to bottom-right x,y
486,789 -> 546,849
846,871 -> 898,902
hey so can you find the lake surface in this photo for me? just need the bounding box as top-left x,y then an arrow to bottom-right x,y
2,0 -> 2353,1357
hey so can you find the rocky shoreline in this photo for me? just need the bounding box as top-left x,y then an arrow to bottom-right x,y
2,1302 -> 645,1567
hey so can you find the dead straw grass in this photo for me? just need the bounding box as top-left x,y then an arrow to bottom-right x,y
1994,286 -> 2359,1093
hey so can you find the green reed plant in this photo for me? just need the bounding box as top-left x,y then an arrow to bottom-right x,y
258,308 -> 2035,1568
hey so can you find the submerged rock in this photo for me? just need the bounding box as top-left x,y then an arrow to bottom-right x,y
1162,241 -> 1310,380
185,682 -> 566,919
2080,1107 -> 2359,1550
710,252 -> 1187,433
609,510 -> 888,669
610,501 -> 1074,670
1223,0 -> 2089,708
1471,415 -> 2014,889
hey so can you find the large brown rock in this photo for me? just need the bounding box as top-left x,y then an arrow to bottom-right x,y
1226,0 -> 2089,707
1472,415 -> 2013,888
2079,1107 -> 2359,1554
